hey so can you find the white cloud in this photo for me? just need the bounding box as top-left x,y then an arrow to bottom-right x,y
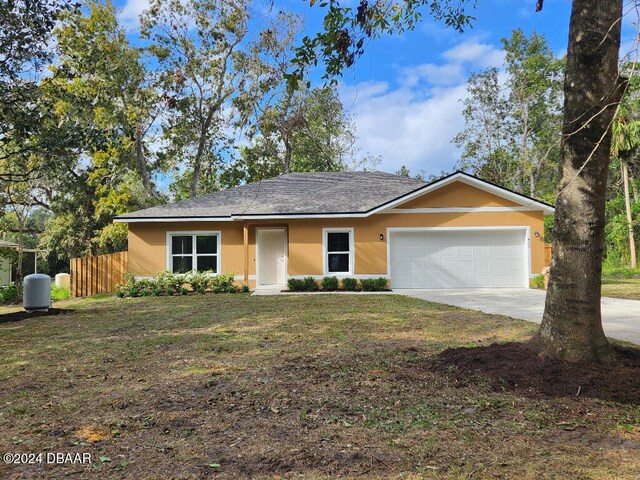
442,40 -> 506,68
118,0 -> 151,30
343,82 -> 467,175
400,63 -> 465,87
342,39 -> 506,176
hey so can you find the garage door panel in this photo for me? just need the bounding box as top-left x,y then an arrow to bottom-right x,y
436,259 -> 457,273
473,274 -> 492,288
459,259 -> 473,272
492,260 -> 508,273
474,259 -> 490,273
390,229 -> 527,289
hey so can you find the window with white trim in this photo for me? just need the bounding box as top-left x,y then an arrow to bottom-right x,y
324,229 -> 353,274
169,233 -> 219,273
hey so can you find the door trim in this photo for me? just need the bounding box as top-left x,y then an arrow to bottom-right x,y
256,227 -> 288,287
386,226 -> 531,289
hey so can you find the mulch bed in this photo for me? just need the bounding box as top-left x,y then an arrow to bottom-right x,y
0,308 -> 73,324
436,342 -> 640,404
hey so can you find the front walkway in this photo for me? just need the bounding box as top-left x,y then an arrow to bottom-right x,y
397,288 -> 640,345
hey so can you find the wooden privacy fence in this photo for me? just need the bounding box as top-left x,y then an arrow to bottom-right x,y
71,251 -> 128,297
544,244 -> 552,267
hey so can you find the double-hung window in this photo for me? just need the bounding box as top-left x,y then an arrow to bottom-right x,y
168,232 -> 220,274
323,228 -> 354,275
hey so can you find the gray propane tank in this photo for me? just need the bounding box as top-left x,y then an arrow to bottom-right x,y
23,273 -> 52,312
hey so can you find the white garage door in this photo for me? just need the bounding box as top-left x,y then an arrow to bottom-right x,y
389,229 -> 528,289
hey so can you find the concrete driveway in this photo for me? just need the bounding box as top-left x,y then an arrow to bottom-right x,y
397,288 -> 640,344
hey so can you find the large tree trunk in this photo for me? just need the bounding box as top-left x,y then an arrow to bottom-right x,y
134,126 -> 157,199
190,107 -> 216,198
630,170 -> 639,203
622,158 -> 637,267
283,135 -> 292,174
531,0 -> 624,363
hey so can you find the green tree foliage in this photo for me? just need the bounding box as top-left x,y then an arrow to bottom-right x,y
3,0 -> 372,274
223,86 -> 359,187
608,63 -> 640,267
0,0 -> 76,172
288,0 -> 476,88
453,29 -> 563,200
141,0 -> 302,199
395,165 -> 425,181
30,1 -> 163,267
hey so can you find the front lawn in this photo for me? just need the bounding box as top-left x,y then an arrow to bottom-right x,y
1,294 -> 639,479
602,278 -> 640,300
602,267 -> 640,300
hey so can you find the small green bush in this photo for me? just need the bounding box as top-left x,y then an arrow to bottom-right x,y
51,284 -> 71,300
360,277 -> 389,291
114,271 -> 239,298
210,273 -> 235,291
186,271 -> 211,292
340,278 -> 359,291
241,284 -> 250,293
302,276 -> 319,291
287,278 -> 306,291
0,282 -> 18,303
321,276 -> 339,291
155,271 -> 185,292
530,274 -> 545,289
115,273 -> 139,297
287,277 -> 318,291
137,278 -> 155,291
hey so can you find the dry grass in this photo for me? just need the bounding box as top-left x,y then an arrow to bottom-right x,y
0,294 -> 639,479
602,278 -> 640,300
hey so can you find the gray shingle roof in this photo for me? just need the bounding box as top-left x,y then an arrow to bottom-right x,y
116,171 -> 427,219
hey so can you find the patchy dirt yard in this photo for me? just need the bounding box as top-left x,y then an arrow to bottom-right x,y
0,294 -> 639,479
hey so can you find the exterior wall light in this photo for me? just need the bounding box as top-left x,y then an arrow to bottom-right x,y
379,233 -> 384,241
534,231 -> 540,238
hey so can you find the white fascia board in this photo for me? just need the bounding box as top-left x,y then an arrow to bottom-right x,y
115,213 -> 370,223
114,217 -> 235,223
383,206 -> 535,214
230,212 -> 369,220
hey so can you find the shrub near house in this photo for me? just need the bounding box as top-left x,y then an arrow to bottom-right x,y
287,276 -> 388,292
115,272 -> 249,298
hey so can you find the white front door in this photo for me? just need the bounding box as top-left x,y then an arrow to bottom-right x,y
257,228 -> 287,287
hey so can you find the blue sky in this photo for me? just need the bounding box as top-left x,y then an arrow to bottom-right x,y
113,0 -> 638,176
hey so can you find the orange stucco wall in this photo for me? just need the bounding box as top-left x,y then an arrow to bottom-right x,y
128,221 -> 246,277
400,181 -> 520,208
126,181 -> 548,285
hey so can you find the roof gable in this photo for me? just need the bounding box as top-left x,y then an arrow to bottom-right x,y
371,172 -> 554,216
398,181 -> 521,209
